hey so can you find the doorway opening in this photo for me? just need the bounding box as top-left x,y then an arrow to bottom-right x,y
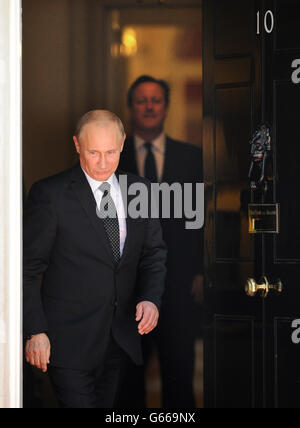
22,0 -> 203,408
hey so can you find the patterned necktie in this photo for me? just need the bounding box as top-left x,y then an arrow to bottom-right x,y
144,141 -> 158,182
98,182 -> 120,264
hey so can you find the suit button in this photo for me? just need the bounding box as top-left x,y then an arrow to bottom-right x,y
114,301 -> 118,307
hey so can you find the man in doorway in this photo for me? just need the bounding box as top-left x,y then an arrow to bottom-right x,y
23,110 -> 167,408
118,75 -> 204,408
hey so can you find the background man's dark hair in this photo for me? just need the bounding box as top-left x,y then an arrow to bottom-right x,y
127,75 -> 170,108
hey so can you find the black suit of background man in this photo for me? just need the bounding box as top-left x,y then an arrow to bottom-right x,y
117,76 -> 204,408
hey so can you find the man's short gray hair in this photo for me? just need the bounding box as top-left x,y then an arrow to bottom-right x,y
74,110 -> 126,141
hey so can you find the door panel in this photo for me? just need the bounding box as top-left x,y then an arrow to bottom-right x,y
273,317 -> 300,408
265,0 -> 300,408
215,86 -> 253,260
275,82 -> 300,260
214,0 -> 253,57
274,0 -> 300,51
203,0 -> 300,408
214,315 -> 256,408
203,0 -> 259,408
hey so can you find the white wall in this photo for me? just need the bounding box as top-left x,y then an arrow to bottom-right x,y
0,0 -> 22,408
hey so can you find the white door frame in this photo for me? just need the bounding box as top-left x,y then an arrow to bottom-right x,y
0,0 -> 22,409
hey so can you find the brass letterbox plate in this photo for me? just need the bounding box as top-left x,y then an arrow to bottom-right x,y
248,203 -> 280,234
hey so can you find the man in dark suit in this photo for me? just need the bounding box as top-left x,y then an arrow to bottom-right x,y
23,110 -> 167,408
118,76 -> 204,408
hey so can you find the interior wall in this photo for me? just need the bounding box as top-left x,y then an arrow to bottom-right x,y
22,0 -> 106,191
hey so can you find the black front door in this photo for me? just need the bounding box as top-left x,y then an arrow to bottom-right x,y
203,0 -> 300,408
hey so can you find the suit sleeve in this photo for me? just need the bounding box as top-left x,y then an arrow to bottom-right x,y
23,182 -> 58,337
136,215 -> 167,312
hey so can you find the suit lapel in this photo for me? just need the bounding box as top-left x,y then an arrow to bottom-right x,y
70,164 -> 115,266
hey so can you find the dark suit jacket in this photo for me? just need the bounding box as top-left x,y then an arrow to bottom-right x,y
23,163 -> 167,370
119,136 -> 203,296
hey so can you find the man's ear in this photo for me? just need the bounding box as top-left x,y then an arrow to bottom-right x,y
73,136 -> 80,154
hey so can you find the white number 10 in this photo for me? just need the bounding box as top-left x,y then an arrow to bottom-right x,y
257,10 -> 274,35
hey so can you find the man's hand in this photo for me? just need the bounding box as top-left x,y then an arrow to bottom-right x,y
25,333 -> 51,373
136,301 -> 159,335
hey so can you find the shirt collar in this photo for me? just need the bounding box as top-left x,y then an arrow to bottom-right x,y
81,167 -> 118,195
134,132 -> 166,154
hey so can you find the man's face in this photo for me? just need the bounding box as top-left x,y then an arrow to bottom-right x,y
73,122 -> 124,181
130,82 -> 168,135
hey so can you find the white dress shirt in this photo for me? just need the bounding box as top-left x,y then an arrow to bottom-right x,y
134,133 -> 166,182
82,168 -> 127,257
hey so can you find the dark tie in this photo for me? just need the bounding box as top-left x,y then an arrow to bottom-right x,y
98,182 -> 120,264
144,141 -> 158,182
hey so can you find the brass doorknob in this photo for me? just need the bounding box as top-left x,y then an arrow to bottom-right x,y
245,276 -> 283,298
